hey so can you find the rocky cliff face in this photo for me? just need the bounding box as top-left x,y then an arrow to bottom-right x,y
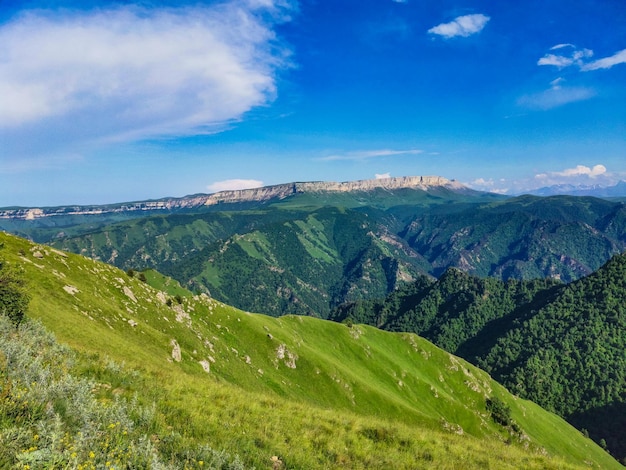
0,176 -> 463,220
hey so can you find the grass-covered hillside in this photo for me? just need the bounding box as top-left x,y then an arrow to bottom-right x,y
0,232 -> 621,469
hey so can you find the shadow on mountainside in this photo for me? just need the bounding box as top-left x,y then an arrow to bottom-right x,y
567,400 -> 626,464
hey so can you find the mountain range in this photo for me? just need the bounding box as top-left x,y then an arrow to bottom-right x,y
2,176 -> 626,464
9,178 -> 620,320
521,180 -> 626,198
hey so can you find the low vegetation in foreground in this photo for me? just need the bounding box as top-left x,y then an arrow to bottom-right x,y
0,232 -> 621,469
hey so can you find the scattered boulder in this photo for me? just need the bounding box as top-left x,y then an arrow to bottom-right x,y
123,286 -> 137,303
63,285 -> 79,295
170,339 -> 182,362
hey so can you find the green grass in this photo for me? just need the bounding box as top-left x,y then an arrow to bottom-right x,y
141,268 -> 193,299
0,232 -> 620,469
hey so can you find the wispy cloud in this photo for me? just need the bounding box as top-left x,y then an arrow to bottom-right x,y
550,43 -> 575,50
375,173 -> 391,179
527,43 -> 626,110
538,44 -> 626,72
428,14 -> 490,39
517,77 -> 595,110
581,48 -> 626,71
319,148 -> 422,162
207,179 -> 264,193
0,1 -> 293,159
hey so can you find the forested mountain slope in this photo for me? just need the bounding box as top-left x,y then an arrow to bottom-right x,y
331,253 -> 626,460
47,192 -> 626,319
0,231 -> 621,469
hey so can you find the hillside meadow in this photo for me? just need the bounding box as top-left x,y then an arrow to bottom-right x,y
0,232 -> 621,469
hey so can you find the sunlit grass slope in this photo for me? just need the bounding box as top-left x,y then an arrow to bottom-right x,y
1,232 -> 620,469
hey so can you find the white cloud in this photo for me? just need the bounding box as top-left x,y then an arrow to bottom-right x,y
428,14 -> 490,39
0,1 -> 292,155
537,44 -> 626,72
550,43 -> 575,50
528,164 -> 611,188
471,178 -> 494,186
553,164 -> 607,178
538,54 -> 577,68
320,148 -> 422,161
375,173 -> 391,179
581,48 -> 626,71
537,45 -> 593,68
207,179 -> 264,192
465,177 -> 512,194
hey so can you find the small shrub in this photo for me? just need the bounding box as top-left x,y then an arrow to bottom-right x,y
137,272 -> 147,283
0,256 -> 29,328
486,396 -> 512,427
126,268 -> 135,277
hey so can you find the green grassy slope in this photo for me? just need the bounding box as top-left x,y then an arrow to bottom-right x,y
1,232 -> 620,469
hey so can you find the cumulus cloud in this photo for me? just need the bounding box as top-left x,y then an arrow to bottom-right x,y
428,14 -> 490,38
320,148 -> 422,161
532,164 -> 611,187
552,164 -> 607,178
0,1 -> 292,157
581,48 -> 626,71
471,177 -> 494,187
207,179 -> 264,192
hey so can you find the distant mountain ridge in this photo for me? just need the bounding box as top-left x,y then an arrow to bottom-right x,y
0,175 -> 463,220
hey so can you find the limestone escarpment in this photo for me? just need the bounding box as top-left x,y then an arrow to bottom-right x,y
0,176 -> 462,219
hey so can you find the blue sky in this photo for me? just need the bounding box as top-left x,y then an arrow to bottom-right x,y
1,0 -> 625,206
